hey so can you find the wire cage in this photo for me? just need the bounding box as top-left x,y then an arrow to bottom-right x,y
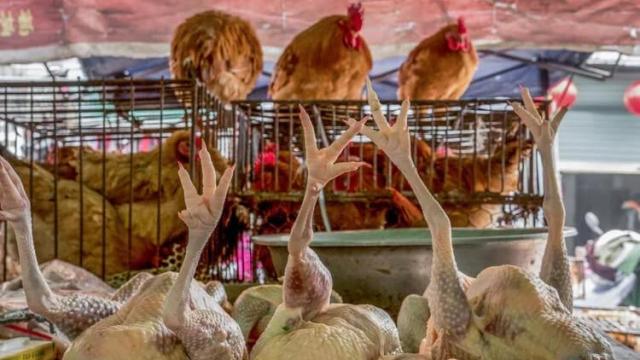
200,98 -> 548,280
0,77 -> 548,286
0,79 -> 252,286
220,99 -> 547,232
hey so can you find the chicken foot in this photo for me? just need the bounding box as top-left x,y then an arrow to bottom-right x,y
162,144 -> 245,360
283,105 -> 367,320
511,90 -> 572,310
0,156 -> 120,340
358,79 -> 471,339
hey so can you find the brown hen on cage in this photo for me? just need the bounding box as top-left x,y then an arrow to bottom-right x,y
269,3 -> 372,100
398,17 -> 479,101
170,10 -> 263,103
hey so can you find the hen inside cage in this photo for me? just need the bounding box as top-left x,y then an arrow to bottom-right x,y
233,100 -> 545,237
0,80 -> 252,287
0,79 -> 547,286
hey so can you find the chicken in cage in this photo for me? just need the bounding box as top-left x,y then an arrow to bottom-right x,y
0,80 -> 252,286
230,97 -> 545,236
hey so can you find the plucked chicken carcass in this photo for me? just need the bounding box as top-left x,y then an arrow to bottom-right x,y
0,146 -> 128,278
269,3 -> 372,100
66,152 -> 244,360
170,10 -> 263,103
231,284 -> 343,351
397,17 -> 478,101
249,107 -> 402,359
364,86 -> 612,359
0,147 -> 244,358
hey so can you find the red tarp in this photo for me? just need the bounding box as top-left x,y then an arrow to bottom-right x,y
0,0 -> 638,64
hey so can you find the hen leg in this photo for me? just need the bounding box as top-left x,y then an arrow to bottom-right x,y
359,79 -> 471,338
512,91 -> 572,310
0,156 -> 119,339
163,145 -> 245,360
283,106 -> 367,319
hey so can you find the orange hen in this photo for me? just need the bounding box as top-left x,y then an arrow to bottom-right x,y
398,17 -> 479,100
269,3 -> 373,100
170,10 -> 263,102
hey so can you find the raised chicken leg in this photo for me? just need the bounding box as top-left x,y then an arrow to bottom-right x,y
251,107 -> 402,359
511,90 -> 572,310
281,106 -> 367,320
0,155 -> 121,340
357,79 -> 470,340
162,145 -> 245,360
364,83 -> 611,359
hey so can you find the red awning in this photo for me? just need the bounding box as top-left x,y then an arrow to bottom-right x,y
0,0 -> 638,64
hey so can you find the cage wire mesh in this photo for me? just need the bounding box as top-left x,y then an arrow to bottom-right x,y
203,99 -> 546,280
0,78 -> 547,285
228,100 -> 545,228
0,79 -> 253,287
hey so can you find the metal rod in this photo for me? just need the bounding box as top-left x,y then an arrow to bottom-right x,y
156,77 -> 164,273
127,78 -> 135,277
78,82 -> 84,267
52,84 -> 59,259
101,79 -> 107,279
481,50 -> 611,80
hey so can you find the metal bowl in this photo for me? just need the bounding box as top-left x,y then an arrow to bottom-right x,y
253,227 -> 577,315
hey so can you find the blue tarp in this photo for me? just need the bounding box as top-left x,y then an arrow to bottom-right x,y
80,50 -> 591,99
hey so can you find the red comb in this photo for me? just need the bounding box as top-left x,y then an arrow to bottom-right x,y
347,2 -> 364,30
348,2 -> 363,16
457,17 -> 467,34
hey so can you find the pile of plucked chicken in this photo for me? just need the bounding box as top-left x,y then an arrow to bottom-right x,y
1,81 -> 632,359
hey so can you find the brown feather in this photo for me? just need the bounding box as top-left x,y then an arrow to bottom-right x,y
170,10 -> 263,102
269,15 -> 373,100
397,23 -> 479,100
60,131 -> 229,270
0,147 -> 129,278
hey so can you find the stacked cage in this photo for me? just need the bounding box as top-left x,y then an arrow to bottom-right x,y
0,78 -> 547,285
0,79 -> 252,286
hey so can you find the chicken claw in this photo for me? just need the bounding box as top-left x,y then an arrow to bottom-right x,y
1,155 -> 120,341
163,143 -> 245,360
509,88 -> 566,154
299,105 -> 367,192
352,79 -> 412,167
176,142 -> 235,237
512,88 -> 572,310
358,81 -> 470,339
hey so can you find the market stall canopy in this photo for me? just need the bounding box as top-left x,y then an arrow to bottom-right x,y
0,0 -> 638,64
